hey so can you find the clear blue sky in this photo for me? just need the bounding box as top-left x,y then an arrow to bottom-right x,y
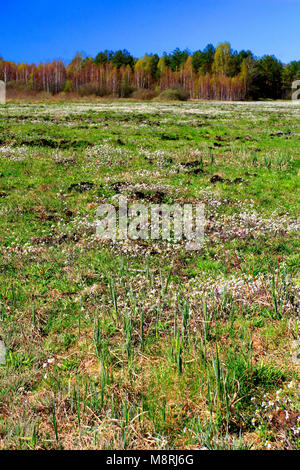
1,0 -> 299,64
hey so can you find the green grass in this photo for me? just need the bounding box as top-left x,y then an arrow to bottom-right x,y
0,99 -> 299,449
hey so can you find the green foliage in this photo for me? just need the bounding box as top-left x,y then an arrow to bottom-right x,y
162,48 -> 190,71
251,55 -> 283,99
63,80 -> 71,93
192,44 -> 215,74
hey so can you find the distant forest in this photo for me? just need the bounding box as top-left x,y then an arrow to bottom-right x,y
1,43 -> 299,100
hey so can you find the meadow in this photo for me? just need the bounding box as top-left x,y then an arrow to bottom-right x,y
0,99 -> 299,450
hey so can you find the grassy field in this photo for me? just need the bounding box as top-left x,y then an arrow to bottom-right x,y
0,100 -> 299,450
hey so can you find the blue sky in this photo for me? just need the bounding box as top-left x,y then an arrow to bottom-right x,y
1,0 -> 299,64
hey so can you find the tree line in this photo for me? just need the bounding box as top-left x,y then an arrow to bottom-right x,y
1,42 -> 299,100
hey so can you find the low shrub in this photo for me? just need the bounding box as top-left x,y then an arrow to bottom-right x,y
78,83 -> 99,97
155,87 -> 190,101
131,88 -> 158,100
